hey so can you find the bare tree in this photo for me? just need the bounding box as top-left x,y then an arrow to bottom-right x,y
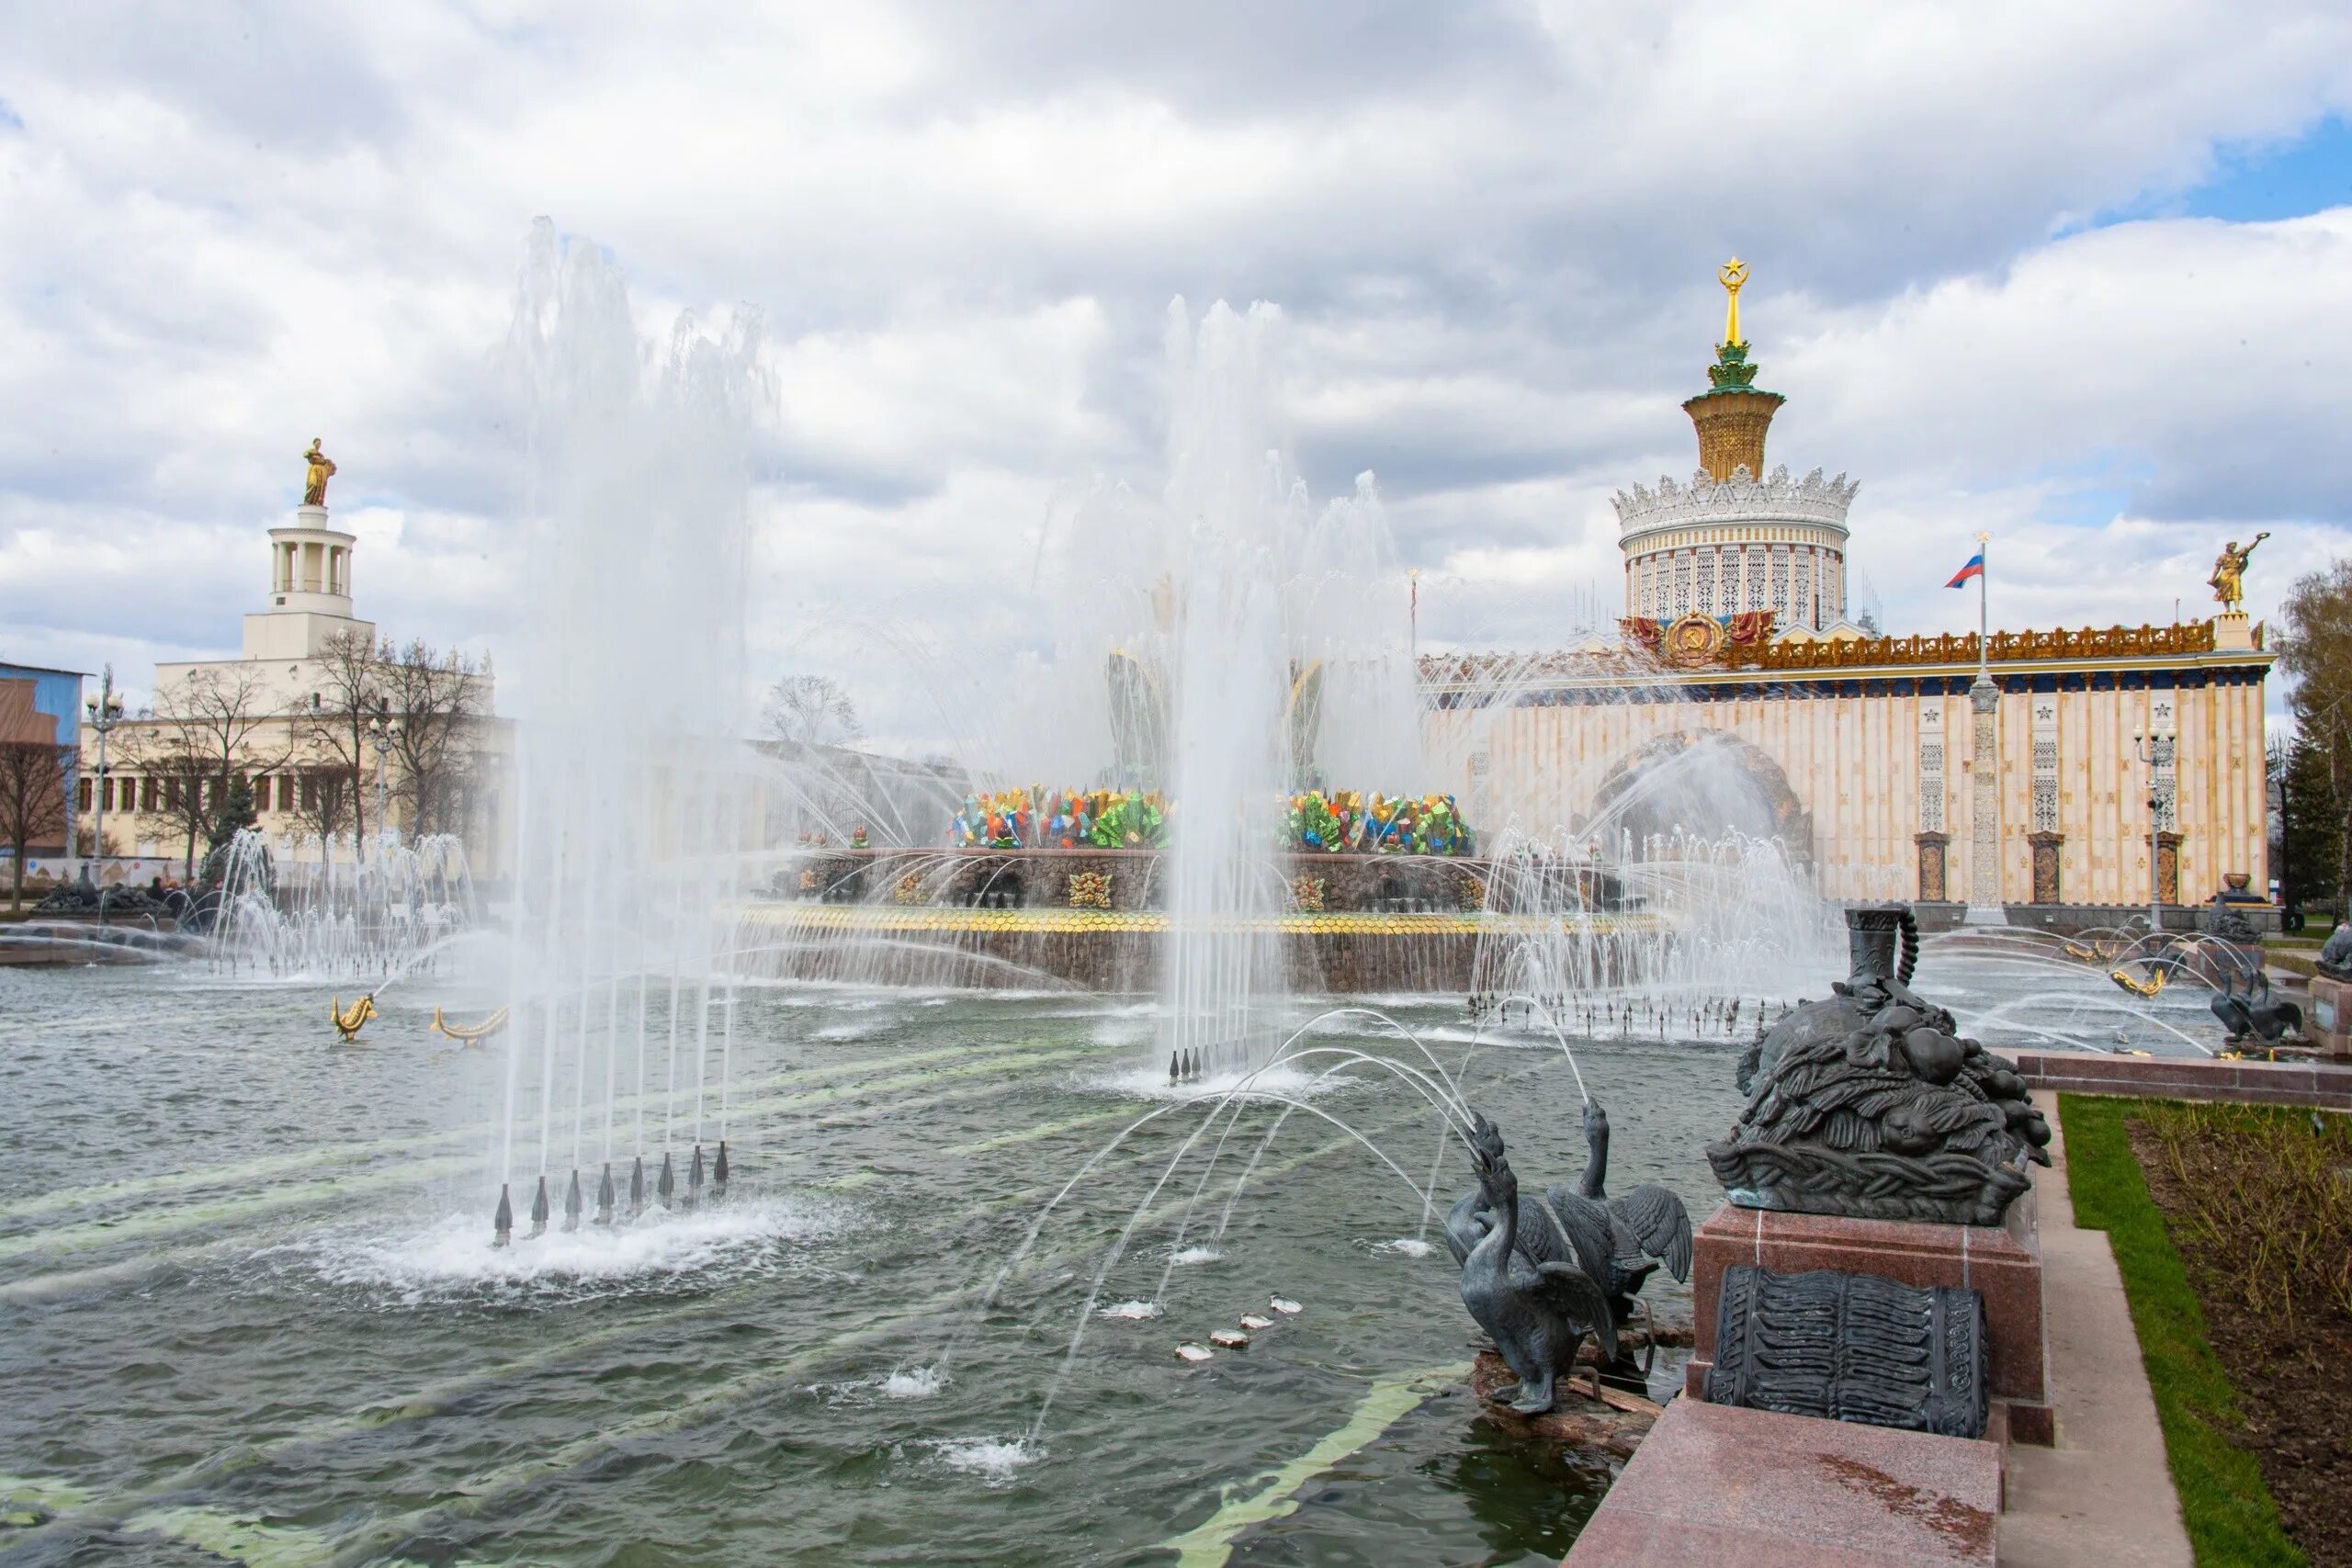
131,665 -> 290,876
297,629 -> 386,846
379,637 -> 489,836
0,740 -> 71,909
125,738 -> 219,879
292,765 -> 356,844
763,675 -> 863,749
2278,558 -> 2352,917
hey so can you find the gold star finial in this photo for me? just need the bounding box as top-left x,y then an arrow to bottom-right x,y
1718,257 -> 1749,348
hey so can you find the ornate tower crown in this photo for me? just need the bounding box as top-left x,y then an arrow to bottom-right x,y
1682,257 -> 1784,482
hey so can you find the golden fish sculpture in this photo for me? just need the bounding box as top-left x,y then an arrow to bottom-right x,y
2109,966 -> 2167,1000
331,993 -> 378,1042
429,1005 -> 510,1045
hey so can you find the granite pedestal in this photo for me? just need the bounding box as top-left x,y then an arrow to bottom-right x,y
1565,1399 -> 2001,1566
1684,1186 -> 2052,1445
2306,973 -> 2352,1063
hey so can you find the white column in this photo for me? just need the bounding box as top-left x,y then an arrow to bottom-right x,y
1966,674 -> 2005,923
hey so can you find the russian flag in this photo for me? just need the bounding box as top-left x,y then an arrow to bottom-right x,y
1946,550 -> 1984,588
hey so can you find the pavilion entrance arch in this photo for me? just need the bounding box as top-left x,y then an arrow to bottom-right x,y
1585,728 -> 1814,869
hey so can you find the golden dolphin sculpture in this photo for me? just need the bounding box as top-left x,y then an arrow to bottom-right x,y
331,993 -> 378,1042
429,1005 -> 510,1045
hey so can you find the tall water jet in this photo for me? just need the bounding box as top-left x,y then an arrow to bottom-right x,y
491,219 -> 770,1238
1050,302 -> 1423,1076
1155,305 -> 1291,1077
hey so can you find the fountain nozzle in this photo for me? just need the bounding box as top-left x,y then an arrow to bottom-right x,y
529,1175 -> 549,1238
1169,1051 -> 1180,1084
492,1182 -> 513,1248
562,1168 -> 582,1232
595,1162 -> 616,1224
687,1144 -> 706,1208
712,1140 -> 729,1197
657,1151 -> 675,1210
629,1155 -> 645,1215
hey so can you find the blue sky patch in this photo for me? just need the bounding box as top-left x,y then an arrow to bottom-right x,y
2088,116 -> 2352,229
2187,117 -> 2352,221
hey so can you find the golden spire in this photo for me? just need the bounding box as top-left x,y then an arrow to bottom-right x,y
1684,255 -> 1781,481
1718,256 -> 1749,348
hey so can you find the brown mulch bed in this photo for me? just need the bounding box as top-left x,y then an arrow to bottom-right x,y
2128,1103 -> 2352,1566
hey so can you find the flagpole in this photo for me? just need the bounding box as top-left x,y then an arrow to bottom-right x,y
1964,529 -> 2001,927
1976,531 -> 1990,674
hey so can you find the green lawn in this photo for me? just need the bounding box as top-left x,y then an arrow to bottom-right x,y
2060,1094 -> 2306,1567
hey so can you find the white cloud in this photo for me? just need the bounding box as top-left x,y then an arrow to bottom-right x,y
2,0 -> 2348,743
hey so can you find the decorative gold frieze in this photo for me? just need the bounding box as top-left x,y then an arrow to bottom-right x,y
1420,618 -> 2242,686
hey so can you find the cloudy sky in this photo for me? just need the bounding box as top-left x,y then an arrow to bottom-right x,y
3,1 -> 2348,746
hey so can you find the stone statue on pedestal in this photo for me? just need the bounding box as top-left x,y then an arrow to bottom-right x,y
2318,923 -> 2352,982
1709,906 -> 2052,1226
301,438 -> 337,507
1445,1105 -> 1690,1415
2208,532 -> 2268,612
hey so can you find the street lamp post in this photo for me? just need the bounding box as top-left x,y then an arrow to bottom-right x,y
366,699 -> 401,860
84,664 -> 125,927
2132,730 -> 2166,940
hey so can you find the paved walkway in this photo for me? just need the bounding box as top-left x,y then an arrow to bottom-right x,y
1996,1092 -> 2192,1566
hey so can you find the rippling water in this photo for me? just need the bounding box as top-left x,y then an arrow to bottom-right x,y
0,943 -> 2198,1564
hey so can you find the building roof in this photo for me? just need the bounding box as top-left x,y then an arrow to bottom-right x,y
0,661 -> 91,679
1421,618 -> 2270,697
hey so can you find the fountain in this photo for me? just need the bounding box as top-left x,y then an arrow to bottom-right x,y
733,300 -> 1849,1067
477,219 -> 771,1243
5,239 -> 2283,1568
208,827 -> 481,981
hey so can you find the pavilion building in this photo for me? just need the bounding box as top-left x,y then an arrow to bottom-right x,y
74,467 -> 510,877
1428,266 -> 2273,920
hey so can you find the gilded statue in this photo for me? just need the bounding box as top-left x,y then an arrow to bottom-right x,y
1719,256 -> 1749,346
2208,531 -> 2269,612
301,438 -> 337,507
